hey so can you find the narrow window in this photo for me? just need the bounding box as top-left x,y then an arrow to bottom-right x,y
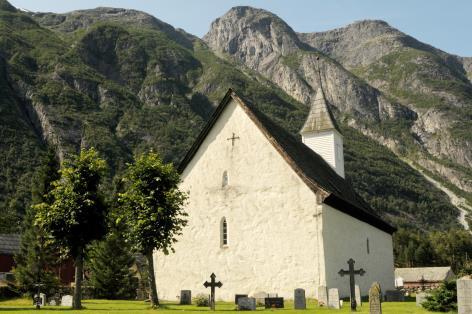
367,238 -> 370,254
220,217 -> 228,247
222,171 -> 228,188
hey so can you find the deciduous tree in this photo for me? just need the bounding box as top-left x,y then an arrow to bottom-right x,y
118,151 -> 187,307
36,148 -> 107,309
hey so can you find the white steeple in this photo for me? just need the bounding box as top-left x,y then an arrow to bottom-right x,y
300,88 -> 345,178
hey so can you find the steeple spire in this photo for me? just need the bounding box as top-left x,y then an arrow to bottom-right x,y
300,88 -> 340,134
300,87 -> 345,178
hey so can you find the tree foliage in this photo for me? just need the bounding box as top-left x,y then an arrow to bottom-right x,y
87,226 -> 137,300
394,228 -> 472,274
14,150 -> 60,296
35,148 -> 107,309
118,151 -> 187,307
422,281 -> 457,312
118,151 -> 188,255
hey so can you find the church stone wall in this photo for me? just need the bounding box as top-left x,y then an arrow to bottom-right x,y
322,203 -> 395,297
154,99 -> 324,301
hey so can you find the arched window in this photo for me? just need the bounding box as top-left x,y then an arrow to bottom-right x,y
367,238 -> 370,254
220,217 -> 228,247
222,171 -> 228,188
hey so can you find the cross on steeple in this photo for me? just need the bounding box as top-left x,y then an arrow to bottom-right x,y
338,258 -> 366,311
226,133 -> 240,146
203,273 -> 223,310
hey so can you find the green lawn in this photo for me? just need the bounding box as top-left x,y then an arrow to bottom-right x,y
0,298 -> 432,314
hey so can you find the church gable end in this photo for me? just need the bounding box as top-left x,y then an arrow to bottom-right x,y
178,89 -> 395,234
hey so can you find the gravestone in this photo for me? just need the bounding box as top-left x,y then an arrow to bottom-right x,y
457,276 -> 472,314
203,273 -> 223,310
61,295 -> 73,307
33,293 -> 46,307
180,290 -> 192,305
253,292 -> 267,306
317,286 -> 329,307
355,285 -> 362,306
264,297 -> 284,308
328,288 -> 340,309
416,292 -> 430,307
294,288 -> 306,309
235,294 -> 248,305
384,290 -> 404,302
338,258 -> 366,311
369,282 -> 382,314
238,297 -> 256,310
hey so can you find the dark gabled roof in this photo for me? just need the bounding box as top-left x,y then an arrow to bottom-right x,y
178,89 -> 396,234
0,234 -> 20,255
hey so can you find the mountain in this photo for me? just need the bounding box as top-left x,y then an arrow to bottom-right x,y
0,1 -> 467,233
203,6 -> 471,223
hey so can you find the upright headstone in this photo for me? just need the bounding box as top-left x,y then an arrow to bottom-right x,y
235,294 -> 248,305
180,290 -> 192,305
317,286 -> 329,307
457,276 -> 472,314
416,292 -> 430,307
294,288 -> 306,309
238,297 -> 256,310
369,282 -> 382,314
328,288 -> 340,309
384,290 -> 404,302
33,293 -> 46,307
355,285 -> 362,307
49,299 -> 57,306
264,297 -> 284,308
61,295 -> 73,307
253,292 -> 267,306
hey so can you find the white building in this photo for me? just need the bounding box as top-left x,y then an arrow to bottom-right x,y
154,89 -> 395,300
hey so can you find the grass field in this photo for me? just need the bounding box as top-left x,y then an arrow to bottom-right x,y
0,298 -> 435,314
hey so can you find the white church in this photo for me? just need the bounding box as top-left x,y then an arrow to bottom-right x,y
154,88 -> 395,300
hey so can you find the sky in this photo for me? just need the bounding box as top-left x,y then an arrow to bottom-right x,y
9,0 -> 472,57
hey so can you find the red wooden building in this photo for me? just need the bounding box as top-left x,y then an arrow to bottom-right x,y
0,234 -> 75,286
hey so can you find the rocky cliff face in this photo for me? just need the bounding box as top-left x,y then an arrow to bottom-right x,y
204,6 -> 472,198
204,7 -> 412,123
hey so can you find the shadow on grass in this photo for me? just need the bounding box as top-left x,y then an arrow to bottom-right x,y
0,308 -> 74,311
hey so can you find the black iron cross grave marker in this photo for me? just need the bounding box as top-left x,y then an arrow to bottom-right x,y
226,133 -> 240,146
338,258 -> 365,311
203,273 -> 222,310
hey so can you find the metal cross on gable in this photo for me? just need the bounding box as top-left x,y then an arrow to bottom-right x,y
226,133 -> 240,146
203,273 -> 223,310
338,258 -> 366,312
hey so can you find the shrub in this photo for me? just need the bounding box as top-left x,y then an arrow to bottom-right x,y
422,281 -> 457,312
0,282 -> 21,300
193,293 -> 209,307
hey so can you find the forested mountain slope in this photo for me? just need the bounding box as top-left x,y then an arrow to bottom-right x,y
0,1 -> 465,233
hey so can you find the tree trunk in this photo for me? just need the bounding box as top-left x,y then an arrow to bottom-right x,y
146,251 -> 159,307
73,250 -> 83,309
